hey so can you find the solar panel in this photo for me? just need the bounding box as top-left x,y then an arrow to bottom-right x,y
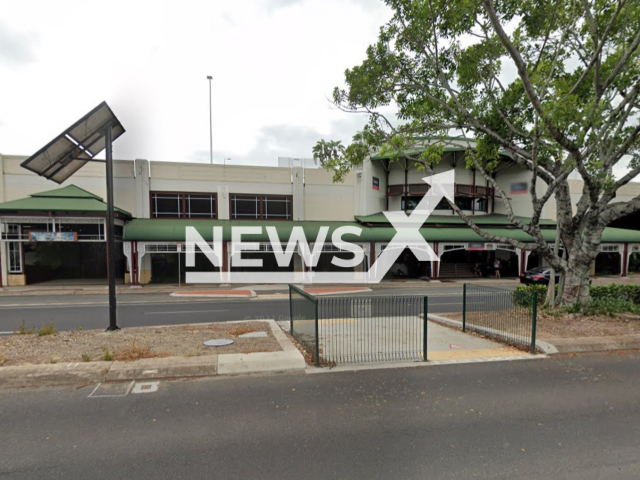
21,101 -> 125,184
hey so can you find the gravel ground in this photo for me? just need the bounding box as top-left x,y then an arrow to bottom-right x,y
0,321 -> 281,366
446,312 -> 640,338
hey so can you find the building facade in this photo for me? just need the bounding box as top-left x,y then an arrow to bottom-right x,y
1,146 -> 639,287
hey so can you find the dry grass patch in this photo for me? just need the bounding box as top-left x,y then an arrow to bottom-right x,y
228,326 -> 256,336
0,321 -> 281,367
0,348 -> 7,366
115,339 -> 170,362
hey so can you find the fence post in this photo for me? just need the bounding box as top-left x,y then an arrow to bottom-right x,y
289,285 -> 293,334
423,296 -> 428,362
462,283 -> 467,332
314,299 -> 320,367
531,291 -> 538,354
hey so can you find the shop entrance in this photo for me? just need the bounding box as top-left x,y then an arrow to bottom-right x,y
440,245 -> 519,278
23,242 -> 125,285
382,247 -> 429,279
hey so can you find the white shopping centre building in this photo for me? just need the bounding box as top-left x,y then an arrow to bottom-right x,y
1,139 -> 640,287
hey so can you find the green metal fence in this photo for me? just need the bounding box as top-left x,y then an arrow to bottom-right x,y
462,283 -> 538,353
289,285 -> 428,366
289,284 -> 319,365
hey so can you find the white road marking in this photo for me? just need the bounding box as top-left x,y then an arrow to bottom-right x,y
144,309 -> 228,315
88,381 -> 135,398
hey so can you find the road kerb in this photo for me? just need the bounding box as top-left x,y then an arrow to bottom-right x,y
170,290 -> 257,299
0,362 -> 110,389
0,319 -> 306,389
106,355 -> 218,381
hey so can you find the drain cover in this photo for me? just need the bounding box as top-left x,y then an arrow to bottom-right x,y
204,339 -> 234,347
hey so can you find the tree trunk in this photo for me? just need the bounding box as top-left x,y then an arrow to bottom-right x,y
560,225 -> 603,306
560,260 -> 592,306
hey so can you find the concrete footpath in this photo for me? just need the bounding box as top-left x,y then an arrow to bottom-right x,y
428,313 -> 640,355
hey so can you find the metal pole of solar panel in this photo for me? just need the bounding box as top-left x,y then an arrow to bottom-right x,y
105,125 -> 119,331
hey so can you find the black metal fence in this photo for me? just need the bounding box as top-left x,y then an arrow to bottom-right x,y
289,285 -> 428,366
462,283 -> 538,353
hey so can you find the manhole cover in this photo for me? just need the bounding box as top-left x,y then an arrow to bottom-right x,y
204,339 -> 234,347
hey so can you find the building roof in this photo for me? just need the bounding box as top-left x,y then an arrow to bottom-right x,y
0,184 -> 132,217
123,218 -> 640,244
355,212 -> 557,227
30,184 -> 104,200
369,136 -> 517,162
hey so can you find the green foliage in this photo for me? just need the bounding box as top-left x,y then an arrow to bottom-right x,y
590,285 -> 640,304
81,354 -> 92,362
515,284 -> 640,314
512,285 -> 551,308
37,322 -> 57,337
312,0 -> 640,309
15,320 -> 35,335
580,297 -> 640,317
101,347 -> 114,362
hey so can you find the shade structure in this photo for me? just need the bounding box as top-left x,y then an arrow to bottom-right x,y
20,102 -> 125,184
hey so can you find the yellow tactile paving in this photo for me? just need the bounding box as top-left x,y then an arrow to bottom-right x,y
427,347 -> 528,361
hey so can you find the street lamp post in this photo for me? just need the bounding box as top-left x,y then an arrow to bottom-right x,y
207,75 -> 213,164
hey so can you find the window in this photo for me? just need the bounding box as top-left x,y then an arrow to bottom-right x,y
230,195 -> 292,220
5,224 -> 21,240
474,197 -> 488,213
151,192 -> 217,219
8,241 -> 22,273
435,197 -> 452,210
401,196 -> 423,211
454,196 -> 474,211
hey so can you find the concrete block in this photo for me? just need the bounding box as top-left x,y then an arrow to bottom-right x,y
217,351 -> 306,375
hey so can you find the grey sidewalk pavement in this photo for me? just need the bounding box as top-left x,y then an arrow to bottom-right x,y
428,313 -> 640,356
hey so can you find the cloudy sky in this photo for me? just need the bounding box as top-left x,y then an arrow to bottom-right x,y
0,0 -> 391,166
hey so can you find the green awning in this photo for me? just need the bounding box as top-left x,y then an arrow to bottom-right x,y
122,219 -> 640,244
123,218 -> 640,244
0,184 -> 131,217
355,212 -> 557,226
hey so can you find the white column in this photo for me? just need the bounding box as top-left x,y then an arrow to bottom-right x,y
292,166 -> 304,221
0,153 -> 5,202
218,186 -> 230,220
134,159 -> 151,218
0,241 -> 7,287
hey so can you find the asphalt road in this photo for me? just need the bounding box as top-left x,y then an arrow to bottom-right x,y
0,287 -> 498,331
1,353 -> 640,479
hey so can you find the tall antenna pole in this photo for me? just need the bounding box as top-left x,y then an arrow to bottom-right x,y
207,75 -> 213,164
